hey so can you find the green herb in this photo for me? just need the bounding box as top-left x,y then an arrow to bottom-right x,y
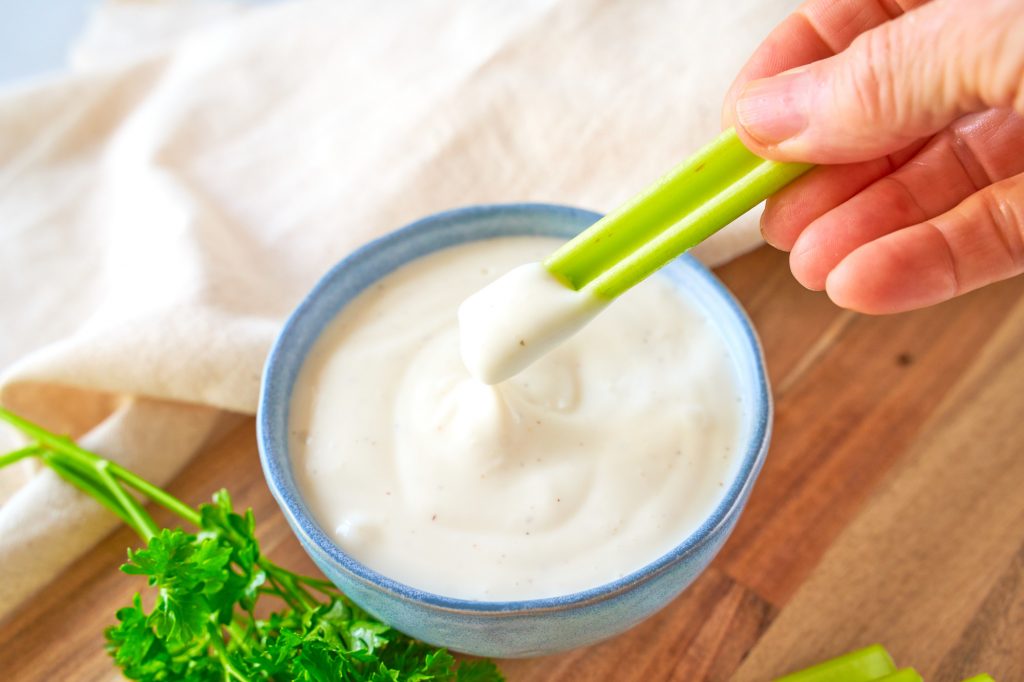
0,407 -> 503,682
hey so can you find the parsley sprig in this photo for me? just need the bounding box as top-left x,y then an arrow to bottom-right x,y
0,407 -> 503,682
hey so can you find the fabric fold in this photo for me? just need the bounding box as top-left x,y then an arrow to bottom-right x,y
0,0 -> 797,620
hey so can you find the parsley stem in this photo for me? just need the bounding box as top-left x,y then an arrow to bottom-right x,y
0,408 -> 93,458
95,461 -> 159,542
0,407 -> 200,527
108,462 -> 202,527
266,566 -> 316,610
264,573 -> 303,611
0,441 -> 148,538
206,624 -> 252,682
42,453 -> 143,535
0,444 -> 41,468
271,565 -> 340,593
301,581 -> 343,598
288,576 -> 317,607
225,621 -> 252,656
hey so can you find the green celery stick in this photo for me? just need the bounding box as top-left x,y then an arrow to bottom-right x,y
874,670 -> 923,682
773,644 -> 897,682
543,128 -> 811,299
960,676 -> 996,682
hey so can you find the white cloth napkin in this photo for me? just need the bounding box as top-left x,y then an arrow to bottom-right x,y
0,0 -> 797,618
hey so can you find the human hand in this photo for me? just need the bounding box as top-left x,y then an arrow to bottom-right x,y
724,0 -> 1024,313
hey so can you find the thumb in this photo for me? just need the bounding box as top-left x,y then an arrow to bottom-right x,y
733,0 -> 1024,164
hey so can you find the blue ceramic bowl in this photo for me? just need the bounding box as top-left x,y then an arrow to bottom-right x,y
257,203 -> 771,658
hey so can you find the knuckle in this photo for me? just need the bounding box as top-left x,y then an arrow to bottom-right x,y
976,1 -> 1024,111
841,28 -> 903,128
760,200 -> 788,249
978,178 -> 1024,268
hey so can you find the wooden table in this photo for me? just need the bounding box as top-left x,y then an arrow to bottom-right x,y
2,247 -> 1022,681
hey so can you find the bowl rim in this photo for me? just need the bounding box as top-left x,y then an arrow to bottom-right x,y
257,202 -> 771,615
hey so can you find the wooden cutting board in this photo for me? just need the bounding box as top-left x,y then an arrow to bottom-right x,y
1,247 -> 1022,681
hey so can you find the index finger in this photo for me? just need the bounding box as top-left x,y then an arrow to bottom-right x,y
722,0 -> 932,128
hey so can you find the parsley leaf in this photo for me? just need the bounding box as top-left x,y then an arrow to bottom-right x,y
0,407 -> 504,682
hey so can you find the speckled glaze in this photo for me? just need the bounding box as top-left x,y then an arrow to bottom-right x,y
257,204 -> 771,658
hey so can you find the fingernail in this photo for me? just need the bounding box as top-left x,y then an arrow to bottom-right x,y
736,70 -> 811,146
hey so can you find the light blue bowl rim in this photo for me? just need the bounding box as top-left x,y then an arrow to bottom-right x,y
257,202 -> 771,616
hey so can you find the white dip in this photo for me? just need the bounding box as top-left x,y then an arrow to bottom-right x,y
458,263 -> 608,384
291,236 -> 743,600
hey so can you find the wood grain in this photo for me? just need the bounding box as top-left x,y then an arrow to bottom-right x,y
500,569 -> 775,681
1,247 -> 1022,681
731,291 -> 1024,682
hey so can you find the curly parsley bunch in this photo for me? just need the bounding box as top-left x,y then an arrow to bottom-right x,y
0,408 -> 502,682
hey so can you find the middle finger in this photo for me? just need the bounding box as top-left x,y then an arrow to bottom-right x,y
788,108 -> 1024,290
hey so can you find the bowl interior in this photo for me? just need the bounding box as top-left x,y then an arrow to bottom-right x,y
258,203 -> 770,612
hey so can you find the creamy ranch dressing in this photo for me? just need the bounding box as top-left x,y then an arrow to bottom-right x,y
458,263 -> 608,384
291,236 -> 743,600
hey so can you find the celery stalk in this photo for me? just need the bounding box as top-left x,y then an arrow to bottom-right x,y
772,644 -> 897,682
543,128 -> 811,299
874,670 -> 923,682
